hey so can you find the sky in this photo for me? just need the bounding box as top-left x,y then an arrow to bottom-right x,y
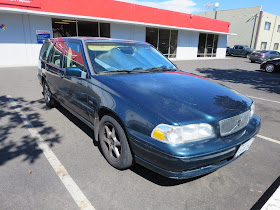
115,0 -> 280,16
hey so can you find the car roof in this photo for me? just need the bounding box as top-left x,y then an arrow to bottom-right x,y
48,37 -> 147,44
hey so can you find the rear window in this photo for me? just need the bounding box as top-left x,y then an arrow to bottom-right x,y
40,41 -> 53,61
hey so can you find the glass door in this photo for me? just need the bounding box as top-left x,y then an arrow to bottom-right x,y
197,33 -> 219,57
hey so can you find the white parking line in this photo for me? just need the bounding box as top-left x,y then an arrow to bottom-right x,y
257,134 -> 280,145
261,186 -> 280,210
247,96 -> 280,104
7,95 -> 95,210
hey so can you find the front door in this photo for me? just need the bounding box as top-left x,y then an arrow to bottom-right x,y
61,41 -> 90,121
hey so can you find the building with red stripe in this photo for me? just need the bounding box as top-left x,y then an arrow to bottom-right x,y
0,0 -> 232,67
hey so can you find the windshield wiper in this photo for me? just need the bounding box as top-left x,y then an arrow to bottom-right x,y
145,67 -> 176,72
100,69 -> 148,75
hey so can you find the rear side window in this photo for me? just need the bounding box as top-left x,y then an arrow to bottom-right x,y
40,41 -> 53,61
63,42 -> 85,71
238,46 -> 244,50
49,41 -> 66,67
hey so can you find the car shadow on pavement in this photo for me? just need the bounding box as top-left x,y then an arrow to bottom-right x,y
195,68 -> 280,94
0,95 -> 61,166
55,104 -> 98,146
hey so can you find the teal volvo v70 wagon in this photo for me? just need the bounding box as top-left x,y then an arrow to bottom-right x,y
37,37 -> 261,179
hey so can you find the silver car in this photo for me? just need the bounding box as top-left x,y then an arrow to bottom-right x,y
249,50 -> 280,63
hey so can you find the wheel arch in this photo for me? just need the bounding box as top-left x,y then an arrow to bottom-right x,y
94,107 -> 134,154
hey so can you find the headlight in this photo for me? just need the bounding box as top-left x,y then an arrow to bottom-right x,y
151,123 -> 215,144
250,102 -> 255,119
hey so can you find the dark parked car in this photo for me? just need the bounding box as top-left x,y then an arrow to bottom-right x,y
249,50 -> 280,63
38,37 -> 260,179
227,45 -> 255,58
260,58 -> 280,73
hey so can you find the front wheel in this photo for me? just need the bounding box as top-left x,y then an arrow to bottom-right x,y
265,64 -> 275,73
98,115 -> 133,169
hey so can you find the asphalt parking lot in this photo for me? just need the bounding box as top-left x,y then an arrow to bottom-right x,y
0,57 -> 279,210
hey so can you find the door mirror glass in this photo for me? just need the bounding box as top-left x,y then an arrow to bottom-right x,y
66,67 -> 82,77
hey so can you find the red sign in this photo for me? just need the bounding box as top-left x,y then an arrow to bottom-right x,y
0,0 -> 40,8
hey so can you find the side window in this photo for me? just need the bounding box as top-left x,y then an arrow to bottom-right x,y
64,42 -> 85,71
270,51 -> 276,55
49,41 -> 66,67
40,41 -> 53,61
238,46 -> 244,50
234,46 -> 238,49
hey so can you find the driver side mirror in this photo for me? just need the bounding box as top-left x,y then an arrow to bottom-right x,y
66,67 -> 86,79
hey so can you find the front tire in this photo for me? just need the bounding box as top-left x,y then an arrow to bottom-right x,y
43,81 -> 57,108
265,64 -> 275,73
98,115 -> 133,169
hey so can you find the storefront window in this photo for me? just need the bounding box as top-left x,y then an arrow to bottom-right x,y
100,23 -> 110,38
78,21 -> 98,37
146,27 -> 178,58
52,19 -> 77,37
197,33 -> 219,57
52,19 -> 110,38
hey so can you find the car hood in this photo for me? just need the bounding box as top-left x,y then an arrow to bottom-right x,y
95,71 -> 252,125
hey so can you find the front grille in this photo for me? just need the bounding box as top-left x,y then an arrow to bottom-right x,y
219,110 -> 250,137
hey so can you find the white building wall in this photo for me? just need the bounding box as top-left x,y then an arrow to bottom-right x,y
176,30 -> 199,59
0,12 -> 52,67
110,23 -> 145,41
216,34 -> 227,58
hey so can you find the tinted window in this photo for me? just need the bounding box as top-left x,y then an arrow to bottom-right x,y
234,46 -> 239,49
238,46 -> 244,50
64,42 -> 85,71
78,21 -> 98,37
40,41 -> 53,61
270,51 -> 277,55
49,41 -> 66,67
100,23 -> 110,38
146,27 -> 158,48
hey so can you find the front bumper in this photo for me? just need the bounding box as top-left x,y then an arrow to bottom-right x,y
128,115 -> 261,179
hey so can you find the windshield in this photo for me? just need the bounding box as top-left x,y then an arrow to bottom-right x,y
86,42 -> 176,74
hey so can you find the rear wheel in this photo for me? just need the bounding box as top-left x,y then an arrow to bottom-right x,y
98,115 -> 133,169
265,64 -> 275,73
43,81 -> 57,108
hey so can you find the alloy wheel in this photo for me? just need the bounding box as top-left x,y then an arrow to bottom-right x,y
101,122 -> 122,161
265,64 -> 274,73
